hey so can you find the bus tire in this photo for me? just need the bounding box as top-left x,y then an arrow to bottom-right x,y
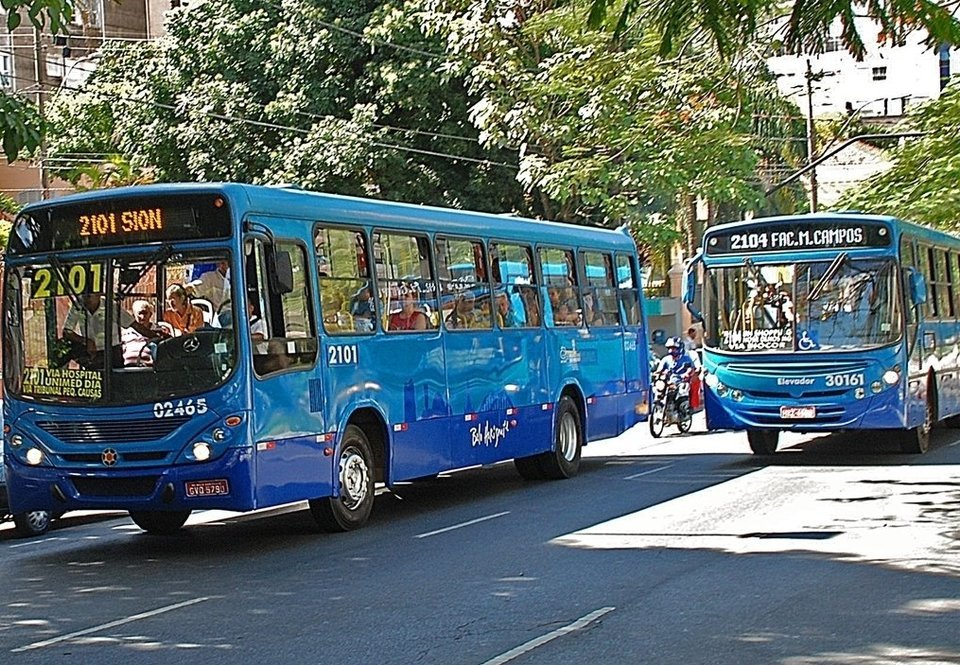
129,510 -> 191,535
899,399 -> 933,454
310,424 -> 375,532
514,455 -> 546,480
538,395 -> 582,480
747,430 -> 779,455
649,402 -> 665,438
13,510 -> 52,537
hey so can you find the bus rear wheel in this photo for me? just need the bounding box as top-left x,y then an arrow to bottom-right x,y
539,396 -> 583,480
310,424 -> 375,532
129,510 -> 191,535
747,430 -> 779,455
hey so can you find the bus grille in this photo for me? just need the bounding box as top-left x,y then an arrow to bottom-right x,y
37,417 -> 191,444
70,476 -> 160,497
61,452 -> 170,464
725,362 -> 869,377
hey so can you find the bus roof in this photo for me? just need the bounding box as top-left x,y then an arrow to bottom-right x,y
18,182 -> 637,253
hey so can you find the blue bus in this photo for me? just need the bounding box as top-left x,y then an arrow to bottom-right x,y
2,183 -> 650,534
687,212 -> 960,455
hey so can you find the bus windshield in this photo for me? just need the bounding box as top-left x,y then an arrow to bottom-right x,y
704,257 -> 902,353
3,251 -> 237,405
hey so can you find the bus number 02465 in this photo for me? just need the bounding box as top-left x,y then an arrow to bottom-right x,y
328,344 -> 359,366
154,398 -> 208,418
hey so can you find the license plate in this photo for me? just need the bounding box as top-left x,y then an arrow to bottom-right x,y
185,479 -> 230,497
780,405 -> 816,419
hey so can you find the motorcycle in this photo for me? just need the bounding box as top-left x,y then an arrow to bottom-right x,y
648,369 -> 693,437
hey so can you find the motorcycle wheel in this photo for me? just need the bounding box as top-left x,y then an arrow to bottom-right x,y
649,402 -> 666,438
676,400 -> 693,434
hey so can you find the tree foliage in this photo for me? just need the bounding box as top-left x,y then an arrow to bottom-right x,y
837,86 -> 960,229
47,0 -> 524,213
1,0 -> 74,161
588,0 -> 960,60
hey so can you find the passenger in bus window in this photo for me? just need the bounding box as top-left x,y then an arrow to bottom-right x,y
495,290 -> 524,328
350,285 -> 375,332
60,293 -> 134,368
163,284 -> 205,335
389,290 -> 428,331
121,300 -> 166,367
446,291 -> 480,329
186,261 -> 229,310
583,293 -> 603,327
248,301 -> 268,354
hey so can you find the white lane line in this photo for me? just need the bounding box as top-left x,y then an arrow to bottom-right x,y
624,464 -> 673,480
12,597 -> 211,653
8,536 -> 66,549
415,511 -> 510,539
479,606 -> 616,665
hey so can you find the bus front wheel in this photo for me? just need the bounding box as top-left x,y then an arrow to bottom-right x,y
310,424 -> 375,532
129,510 -> 191,535
747,430 -> 779,455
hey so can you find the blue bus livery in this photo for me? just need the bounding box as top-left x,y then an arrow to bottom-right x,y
687,212 -> 960,455
2,183 -> 650,534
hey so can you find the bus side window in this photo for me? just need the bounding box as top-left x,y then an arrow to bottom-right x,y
376,231 -> 438,332
251,239 -> 318,375
616,254 -> 641,326
436,236 -> 491,330
538,246 -> 581,327
314,226 -> 375,335
490,242 -> 539,327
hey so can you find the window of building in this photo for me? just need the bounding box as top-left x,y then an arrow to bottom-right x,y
0,52 -> 11,89
825,37 -> 842,53
872,66 -> 887,81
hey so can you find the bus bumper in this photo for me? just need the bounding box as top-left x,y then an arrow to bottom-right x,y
704,386 -> 906,432
4,447 -> 256,514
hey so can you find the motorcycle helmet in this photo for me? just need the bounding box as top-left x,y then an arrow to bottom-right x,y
666,337 -> 682,357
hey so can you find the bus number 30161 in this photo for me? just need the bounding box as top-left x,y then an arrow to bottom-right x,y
825,373 -> 864,387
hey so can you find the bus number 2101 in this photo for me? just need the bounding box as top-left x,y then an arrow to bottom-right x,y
328,344 -> 359,366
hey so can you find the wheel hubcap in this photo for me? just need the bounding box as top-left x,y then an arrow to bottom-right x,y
25,511 -> 49,532
558,412 -> 578,462
339,447 -> 370,510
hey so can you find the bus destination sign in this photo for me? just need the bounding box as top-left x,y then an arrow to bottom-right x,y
705,220 -> 891,256
8,193 -> 232,255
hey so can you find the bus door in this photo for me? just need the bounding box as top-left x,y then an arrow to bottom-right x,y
244,235 -> 324,507
617,253 -> 647,428
576,251 -> 630,439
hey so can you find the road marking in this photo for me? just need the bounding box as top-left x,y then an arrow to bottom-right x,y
624,464 -> 673,480
12,597 -> 211,653
479,606 -> 616,665
8,536 -> 66,549
415,511 -> 510,539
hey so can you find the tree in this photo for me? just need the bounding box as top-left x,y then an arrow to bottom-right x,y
46,0 -> 525,212
837,86 -> 960,228
1,0 -> 75,161
588,0 -> 960,60
411,0 -> 806,264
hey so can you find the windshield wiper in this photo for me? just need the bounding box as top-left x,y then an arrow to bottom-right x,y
807,252 -> 848,303
118,244 -> 173,300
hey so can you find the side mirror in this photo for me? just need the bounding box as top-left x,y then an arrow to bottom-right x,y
268,249 -> 294,295
907,268 -> 927,305
651,329 -> 667,345
683,252 -> 703,322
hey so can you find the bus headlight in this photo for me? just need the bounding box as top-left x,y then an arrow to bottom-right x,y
192,442 -> 212,462
731,390 -> 743,402
871,381 -> 883,394
211,428 -> 227,443
882,370 -> 900,385
704,373 -> 720,388
10,433 -> 24,448
25,447 -> 44,465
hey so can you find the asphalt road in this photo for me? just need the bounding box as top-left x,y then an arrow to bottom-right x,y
2,417 -> 959,665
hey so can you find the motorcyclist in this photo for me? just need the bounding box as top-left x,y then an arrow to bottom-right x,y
655,337 -> 701,395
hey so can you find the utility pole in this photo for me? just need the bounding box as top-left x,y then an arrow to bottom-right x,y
33,26 -> 49,200
805,59 -> 818,213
